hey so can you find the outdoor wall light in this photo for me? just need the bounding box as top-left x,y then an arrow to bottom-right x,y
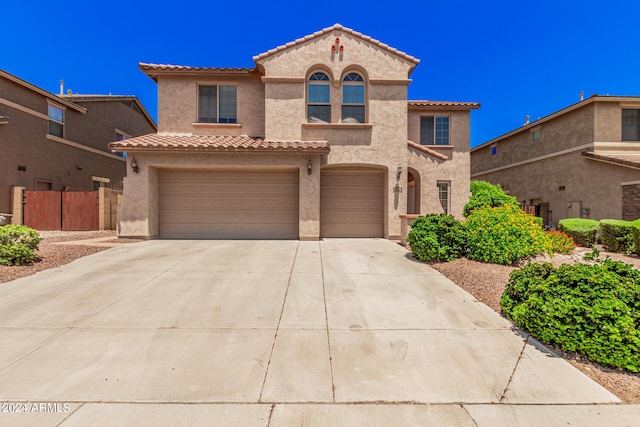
307,159 -> 313,175
396,165 -> 402,178
131,158 -> 139,173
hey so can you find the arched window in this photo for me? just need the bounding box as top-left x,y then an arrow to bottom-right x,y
307,72 -> 331,123
342,72 -> 365,123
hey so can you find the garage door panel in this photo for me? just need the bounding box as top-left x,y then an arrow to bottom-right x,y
320,169 -> 384,238
159,170 -> 299,239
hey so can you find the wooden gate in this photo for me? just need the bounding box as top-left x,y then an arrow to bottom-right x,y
23,191 -> 99,231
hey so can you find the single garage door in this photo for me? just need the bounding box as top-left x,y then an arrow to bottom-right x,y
159,169 -> 299,239
320,169 -> 384,238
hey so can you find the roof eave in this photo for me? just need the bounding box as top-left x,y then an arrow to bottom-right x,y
0,69 -> 87,114
139,63 -> 259,82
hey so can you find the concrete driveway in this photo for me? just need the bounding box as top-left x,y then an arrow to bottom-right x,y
0,239 -> 638,426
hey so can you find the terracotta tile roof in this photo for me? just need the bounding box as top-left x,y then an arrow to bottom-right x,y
253,23 -> 420,65
408,100 -> 481,109
109,134 -> 330,153
139,63 -> 256,73
407,140 -> 449,161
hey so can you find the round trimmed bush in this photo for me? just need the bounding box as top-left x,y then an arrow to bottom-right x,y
406,214 -> 466,262
464,205 -> 552,265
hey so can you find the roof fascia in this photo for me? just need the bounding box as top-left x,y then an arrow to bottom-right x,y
0,69 -> 86,113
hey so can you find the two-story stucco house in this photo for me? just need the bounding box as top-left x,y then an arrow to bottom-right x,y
111,24 -> 479,240
471,95 -> 640,225
0,69 -> 157,221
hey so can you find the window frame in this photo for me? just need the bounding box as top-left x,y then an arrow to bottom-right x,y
420,115 -> 450,146
622,108 -> 640,141
437,181 -> 450,214
115,130 -> 130,158
198,84 -> 238,124
341,72 -> 365,123
307,72 -> 331,123
47,103 -> 65,138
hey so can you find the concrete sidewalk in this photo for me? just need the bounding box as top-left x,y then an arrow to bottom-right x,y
0,239 -> 637,426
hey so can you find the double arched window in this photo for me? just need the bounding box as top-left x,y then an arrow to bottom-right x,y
307,72 -> 331,123
306,70 -> 366,123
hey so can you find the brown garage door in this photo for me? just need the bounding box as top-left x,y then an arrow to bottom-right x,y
159,170 -> 299,239
320,169 -> 384,238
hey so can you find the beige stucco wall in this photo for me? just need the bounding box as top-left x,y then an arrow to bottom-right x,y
407,109 -> 471,219
475,151 -> 640,223
157,74 -> 265,137
127,28 -> 476,240
255,30 -> 415,238
117,152 -> 322,239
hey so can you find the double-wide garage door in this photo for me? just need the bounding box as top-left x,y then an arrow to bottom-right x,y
159,170 -> 299,239
320,169 -> 384,238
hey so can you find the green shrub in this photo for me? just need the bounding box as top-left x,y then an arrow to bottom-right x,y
406,214 -> 466,262
558,218 -> 599,247
0,225 -> 42,266
600,219 -> 634,254
632,219 -> 640,255
547,229 -> 576,254
464,206 -> 553,265
463,180 -> 520,218
501,260 -> 640,372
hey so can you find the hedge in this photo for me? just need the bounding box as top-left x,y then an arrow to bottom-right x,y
600,219 -> 634,254
632,219 -> 640,255
558,218 -> 599,247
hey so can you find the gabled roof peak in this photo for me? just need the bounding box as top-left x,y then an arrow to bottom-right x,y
253,24 -> 420,65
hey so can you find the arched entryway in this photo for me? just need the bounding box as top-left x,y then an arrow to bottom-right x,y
407,168 -> 421,214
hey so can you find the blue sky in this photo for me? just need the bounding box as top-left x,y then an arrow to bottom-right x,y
2,0 -> 639,147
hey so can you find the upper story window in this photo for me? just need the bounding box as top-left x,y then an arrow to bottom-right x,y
198,85 -> 237,123
307,72 -> 331,123
48,104 -> 64,137
420,116 -> 449,145
342,73 -> 365,123
531,128 -> 541,142
622,109 -> 640,141
490,143 -> 497,155
115,131 -> 129,158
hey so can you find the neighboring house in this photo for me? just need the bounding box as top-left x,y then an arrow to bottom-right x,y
111,24 -> 479,240
471,95 -> 640,225
0,69 -> 157,221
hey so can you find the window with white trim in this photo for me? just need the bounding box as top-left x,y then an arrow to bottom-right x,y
48,104 -> 64,137
420,116 -> 449,145
198,85 -> 237,123
437,181 -> 450,214
342,72 -> 365,123
307,72 -> 331,123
